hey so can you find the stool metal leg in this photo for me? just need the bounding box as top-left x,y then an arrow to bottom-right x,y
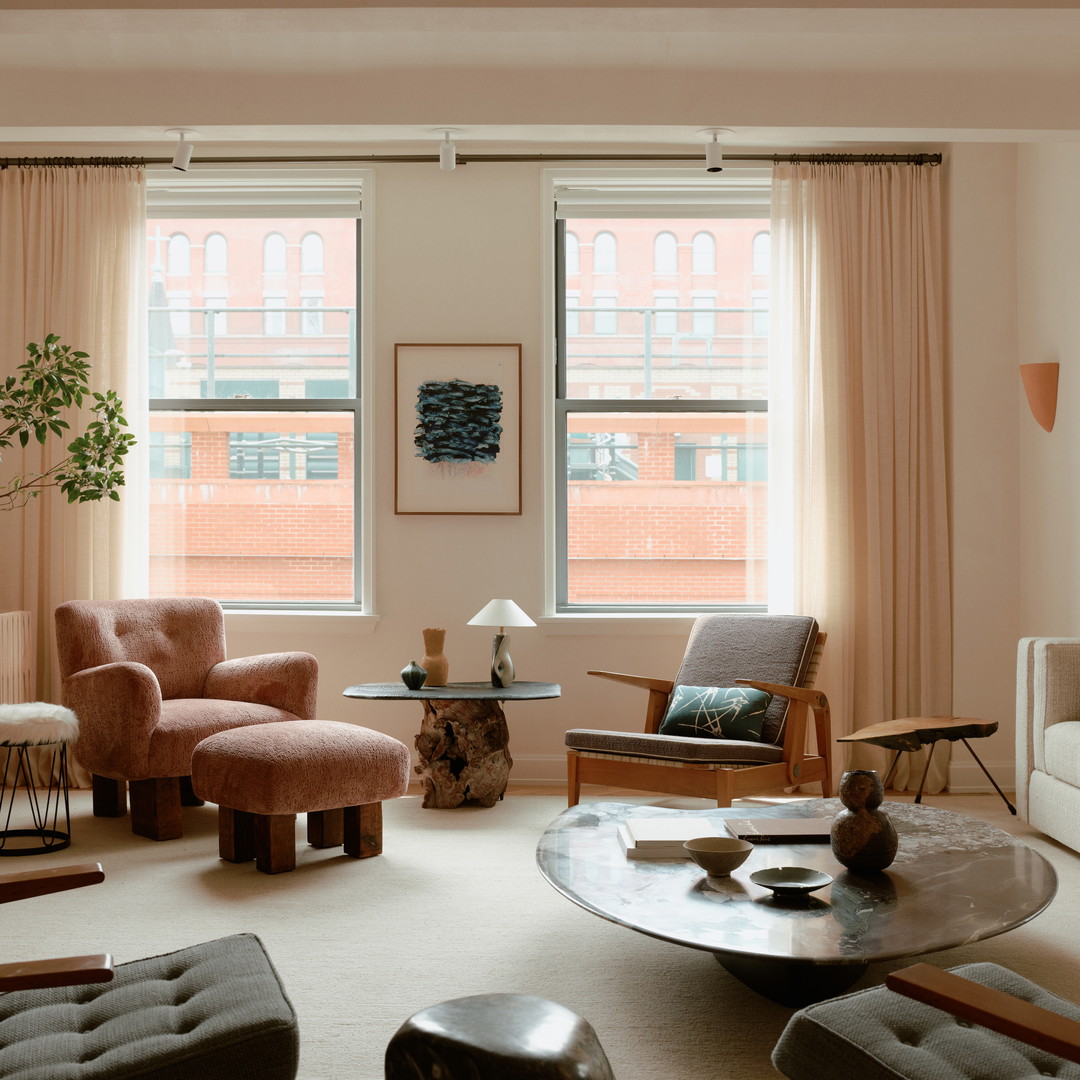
913,741 -> 937,804
0,742 -> 72,856
960,737 -> 1018,814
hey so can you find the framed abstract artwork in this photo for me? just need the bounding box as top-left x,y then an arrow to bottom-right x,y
394,343 -> 522,515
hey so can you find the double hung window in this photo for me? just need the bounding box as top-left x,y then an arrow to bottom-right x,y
554,173 -> 771,611
146,167 -> 363,607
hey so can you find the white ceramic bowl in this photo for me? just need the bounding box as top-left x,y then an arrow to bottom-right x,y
683,836 -> 753,876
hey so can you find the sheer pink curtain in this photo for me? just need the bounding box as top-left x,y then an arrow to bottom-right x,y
0,165 -> 147,740
769,163 -> 951,792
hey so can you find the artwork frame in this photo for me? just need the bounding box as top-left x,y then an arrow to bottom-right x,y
394,343 -> 522,515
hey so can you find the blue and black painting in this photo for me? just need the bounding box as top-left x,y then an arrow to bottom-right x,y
413,378 -> 503,467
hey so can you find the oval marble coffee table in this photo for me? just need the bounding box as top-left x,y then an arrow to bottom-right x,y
536,800 -> 1057,1006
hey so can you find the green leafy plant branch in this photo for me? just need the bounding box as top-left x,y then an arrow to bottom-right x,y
0,335 -> 136,510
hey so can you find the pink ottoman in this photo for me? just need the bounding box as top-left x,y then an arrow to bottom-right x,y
191,720 -> 410,874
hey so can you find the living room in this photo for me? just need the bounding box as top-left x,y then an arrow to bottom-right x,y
1,1 -> 1080,1077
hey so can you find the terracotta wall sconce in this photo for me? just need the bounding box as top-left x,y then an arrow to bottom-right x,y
1020,362 -> 1060,432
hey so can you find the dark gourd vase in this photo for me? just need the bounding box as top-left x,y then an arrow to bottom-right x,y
401,660 -> 428,691
830,769 -> 898,872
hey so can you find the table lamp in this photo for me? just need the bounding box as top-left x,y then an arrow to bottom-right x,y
468,599 -> 536,688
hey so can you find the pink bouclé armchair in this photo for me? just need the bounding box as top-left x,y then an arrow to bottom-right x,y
55,598 -> 318,841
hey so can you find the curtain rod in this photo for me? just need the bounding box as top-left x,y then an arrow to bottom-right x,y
1,152 -> 943,168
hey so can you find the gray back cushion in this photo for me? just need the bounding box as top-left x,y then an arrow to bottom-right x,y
674,614 -> 819,745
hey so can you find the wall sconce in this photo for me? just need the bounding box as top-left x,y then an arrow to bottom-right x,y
1020,362 -> 1059,432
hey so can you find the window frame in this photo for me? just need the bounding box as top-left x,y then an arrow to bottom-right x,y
145,164 -> 372,613
551,170 -> 771,615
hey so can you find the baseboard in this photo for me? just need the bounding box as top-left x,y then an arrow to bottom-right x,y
506,754 -> 566,783
947,757 -> 1015,795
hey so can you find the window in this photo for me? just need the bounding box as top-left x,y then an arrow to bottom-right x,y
204,233 -> 228,274
555,173 -> 771,611
691,231 -> 715,274
565,232 -> 580,275
565,290 -> 580,336
147,168 -> 362,608
167,233 -> 190,276
301,292 -> 324,335
263,291 -> 287,336
752,230 -> 771,276
593,231 -> 617,274
653,290 -> 678,336
592,290 -> 618,335
654,232 -> 678,274
264,232 -> 287,274
300,232 -> 324,274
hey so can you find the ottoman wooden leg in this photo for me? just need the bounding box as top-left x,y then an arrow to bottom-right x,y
179,775 -> 205,807
307,808 -> 344,849
219,807 -> 256,863
254,813 -> 297,874
344,802 -> 382,859
130,778 -> 183,841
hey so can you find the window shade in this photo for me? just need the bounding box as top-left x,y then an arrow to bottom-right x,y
146,165 -> 364,218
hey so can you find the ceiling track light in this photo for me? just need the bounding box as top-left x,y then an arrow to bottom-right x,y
165,128 -> 198,172
697,127 -> 733,174
432,128 -> 463,171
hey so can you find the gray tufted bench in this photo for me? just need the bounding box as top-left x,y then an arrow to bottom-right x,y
773,962 -> 1080,1080
0,933 -> 298,1079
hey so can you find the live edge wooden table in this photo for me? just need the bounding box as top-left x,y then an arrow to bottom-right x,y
342,681 -> 561,809
838,716 -> 1017,814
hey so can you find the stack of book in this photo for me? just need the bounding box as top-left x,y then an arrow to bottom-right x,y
617,817 -> 722,860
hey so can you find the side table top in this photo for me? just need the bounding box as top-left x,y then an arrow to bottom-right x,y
838,715 -> 998,751
343,681 -> 561,702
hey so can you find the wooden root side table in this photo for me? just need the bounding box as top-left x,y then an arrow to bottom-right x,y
342,681 -> 561,809
838,715 -> 1016,814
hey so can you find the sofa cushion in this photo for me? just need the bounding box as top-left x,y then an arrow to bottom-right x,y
1042,720 -> 1080,789
658,685 -> 772,742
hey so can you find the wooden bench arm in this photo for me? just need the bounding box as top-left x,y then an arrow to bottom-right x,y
0,863 -> 105,905
0,954 -> 114,992
886,963 -> 1080,1065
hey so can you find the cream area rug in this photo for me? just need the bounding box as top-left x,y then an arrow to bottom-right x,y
9,791 -> 1080,1080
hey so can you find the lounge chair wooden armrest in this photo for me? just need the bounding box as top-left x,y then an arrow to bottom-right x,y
0,954 -> 114,992
586,671 -> 675,693
886,963 -> 1080,1066
735,679 -> 827,707
0,863 -> 105,905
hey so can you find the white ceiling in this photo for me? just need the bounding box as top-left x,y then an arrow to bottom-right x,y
3,4 -> 1080,153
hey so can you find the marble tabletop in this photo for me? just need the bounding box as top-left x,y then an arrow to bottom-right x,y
536,800 -> 1057,1002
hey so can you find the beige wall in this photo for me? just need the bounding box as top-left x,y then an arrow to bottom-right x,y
0,144 -> 1044,790
1016,143 -> 1080,638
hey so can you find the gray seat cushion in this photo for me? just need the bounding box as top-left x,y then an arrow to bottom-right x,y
564,728 -> 783,764
772,962 -> 1080,1080
0,933 -> 298,1079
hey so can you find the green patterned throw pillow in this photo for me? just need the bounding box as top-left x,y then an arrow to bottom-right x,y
658,685 -> 772,742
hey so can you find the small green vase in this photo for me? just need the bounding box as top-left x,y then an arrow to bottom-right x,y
401,660 -> 427,690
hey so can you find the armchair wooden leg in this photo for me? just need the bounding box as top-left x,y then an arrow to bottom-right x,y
179,775 -> 205,807
567,752 -> 581,807
714,769 -> 735,808
91,775 -> 127,818
254,813 -> 296,874
343,802 -> 382,858
129,778 -> 183,841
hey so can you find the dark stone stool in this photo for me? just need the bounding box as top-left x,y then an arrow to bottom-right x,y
385,993 -> 616,1079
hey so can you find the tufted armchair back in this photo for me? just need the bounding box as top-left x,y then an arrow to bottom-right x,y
55,598 -> 227,701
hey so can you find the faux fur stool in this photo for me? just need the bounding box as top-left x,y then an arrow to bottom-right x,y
191,720 -> 410,874
0,702 -> 79,856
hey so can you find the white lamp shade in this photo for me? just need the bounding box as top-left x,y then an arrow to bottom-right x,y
468,598 -> 536,628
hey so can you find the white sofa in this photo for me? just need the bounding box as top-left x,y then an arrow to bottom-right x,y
1017,637 -> 1080,852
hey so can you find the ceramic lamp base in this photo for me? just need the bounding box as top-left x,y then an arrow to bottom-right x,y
490,633 -> 514,688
